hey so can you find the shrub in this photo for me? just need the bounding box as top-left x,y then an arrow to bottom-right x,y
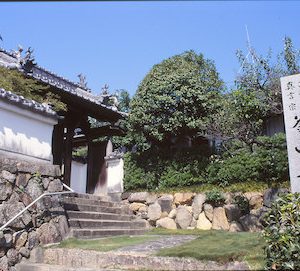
206,133 -> 288,187
263,193 -> 300,270
205,189 -> 225,206
233,194 -> 250,215
123,147 -> 208,191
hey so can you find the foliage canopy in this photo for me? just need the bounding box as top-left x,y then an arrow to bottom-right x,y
129,50 -> 223,146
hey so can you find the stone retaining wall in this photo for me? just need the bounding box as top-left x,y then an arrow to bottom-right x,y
122,188 -> 289,232
0,157 -> 69,271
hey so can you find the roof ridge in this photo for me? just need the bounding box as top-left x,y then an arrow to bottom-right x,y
0,88 -> 58,118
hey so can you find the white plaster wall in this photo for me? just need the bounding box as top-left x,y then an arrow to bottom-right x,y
0,101 -> 57,161
106,157 -> 124,194
70,161 -> 87,193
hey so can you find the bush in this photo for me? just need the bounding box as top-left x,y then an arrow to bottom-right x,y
123,147 -> 209,191
206,133 -> 288,187
205,189 -> 225,206
263,193 -> 300,270
233,194 -> 250,215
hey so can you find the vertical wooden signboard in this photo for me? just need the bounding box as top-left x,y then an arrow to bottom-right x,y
281,74 -> 300,193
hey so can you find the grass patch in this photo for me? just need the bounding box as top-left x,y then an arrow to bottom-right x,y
127,180 -> 289,194
54,235 -> 158,252
155,230 -> 265,269
148,228 -> 206,236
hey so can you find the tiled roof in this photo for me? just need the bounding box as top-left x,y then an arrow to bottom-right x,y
0,48 -> 126,117
0,88 -> 58,119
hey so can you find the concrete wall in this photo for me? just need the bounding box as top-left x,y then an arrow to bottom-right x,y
70,161 -> 87,194
106,157 -> 124,195
0,100 -> 57,162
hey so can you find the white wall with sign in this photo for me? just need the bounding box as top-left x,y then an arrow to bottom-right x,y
281,74 -> 300,193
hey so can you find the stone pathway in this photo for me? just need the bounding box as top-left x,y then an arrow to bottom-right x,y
114,235 -> 197,255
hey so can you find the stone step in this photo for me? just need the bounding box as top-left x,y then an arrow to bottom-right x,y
70,228 -> 147,239
68,218 -> 147,229
15,262 -> 118,271
66,210 -> 134,221
32,248 -> 249,270
73,193 -> 112,202
62,197 -> 116,208
63,203 -> 123,214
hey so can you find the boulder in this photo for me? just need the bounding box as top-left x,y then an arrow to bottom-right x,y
203,204 -> 214,222
129,203 -> 147,212
249,194 -> 263,209
0,248 -> 5,257
19,247 -> 30,258
175,206 -> 192,229
128,192 -> 149,203
192,194 -> 206,218
158,195 -> 173,213
0,203 -> 31,229
190,217 -> 197,228
13,231 -> 28,250
16,162 -> 61,177
0,256 -> 8,271
239,214 -> 263,232
6,248 -> 19,266
26,231 -> 39,250
25,179 -> 43,210
224,192 -> 233,205
42,177 -> 50,190
229,221 -> 244,232
168,209 -> 177,219
0,233 -> 13,248
0,180 -> 13,201
55,216 -> 69,238
0,170 -> 16,183
156,217 -> 177,230
244,192 -> 258,201
148,202 -> 162,221
15,174 -> 31,188
174,192 -> 194,205
47,179 -> 63,193
196,212 -> 212,230
0,157 -> 18,173
212,207 -> 230,231
146,194 -> 157,204
121,192 -> 131,200
263,188 -> 289,208
139,205 -> 148,213
160,212 -> 169,219
7,192 -> 20,204
224,204 -> 241,222
36,221 -> 62,245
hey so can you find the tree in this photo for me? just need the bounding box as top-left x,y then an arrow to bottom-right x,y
129,50 -> 223,148
216,37 -> 300,148
117,89 -> 131,113
0,66 -> 66,112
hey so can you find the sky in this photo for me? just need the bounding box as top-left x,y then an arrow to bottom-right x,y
1,1 -> 300,97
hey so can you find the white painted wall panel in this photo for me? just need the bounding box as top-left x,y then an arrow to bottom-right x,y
0,101 -> 57,161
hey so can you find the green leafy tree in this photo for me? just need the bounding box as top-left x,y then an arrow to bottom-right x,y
0,66 -> 66,112
117,89 -> 131,113
129,50 -> 223,148
216,37 -> 300,147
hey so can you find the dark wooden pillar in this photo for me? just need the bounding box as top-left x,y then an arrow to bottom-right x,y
63,124 -> 75,186
52,122 -> 64,166
86,141 -> 107,194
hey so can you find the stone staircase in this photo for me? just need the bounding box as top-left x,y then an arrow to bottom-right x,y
62,193 -> 147,239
